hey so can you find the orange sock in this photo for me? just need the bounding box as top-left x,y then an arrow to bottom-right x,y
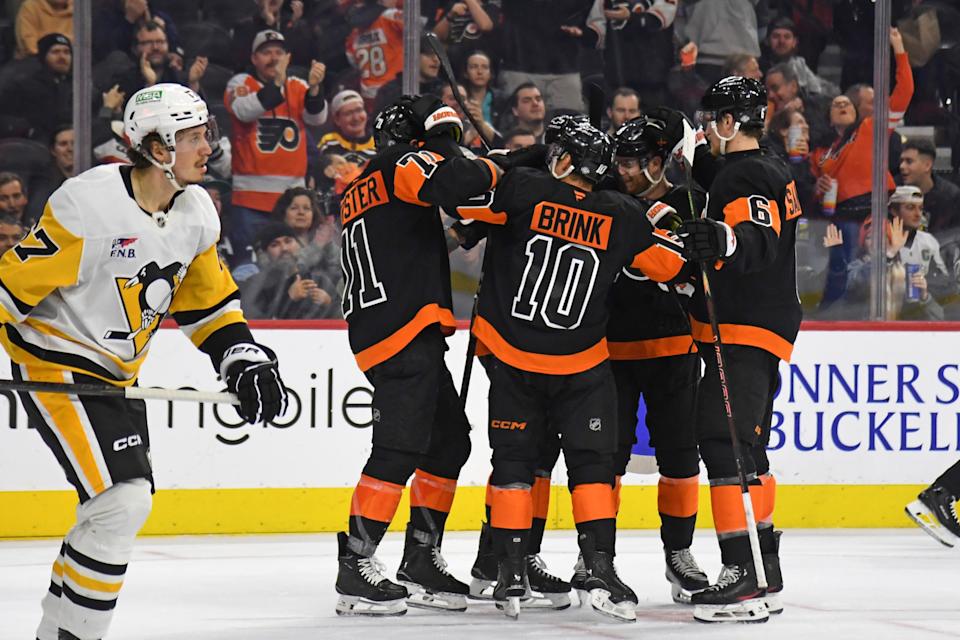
613,475 -> 623,515
658,475 -> 699,518
489,485 -> 533,530
532,475 -> 550,520
571,483 -> 616,524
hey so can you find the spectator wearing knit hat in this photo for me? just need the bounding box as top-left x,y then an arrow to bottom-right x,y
2,33 -> 73,142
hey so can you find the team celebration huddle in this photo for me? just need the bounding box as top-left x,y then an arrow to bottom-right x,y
3,5 -> 960,637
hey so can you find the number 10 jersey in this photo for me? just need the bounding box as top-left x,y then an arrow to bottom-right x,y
469,168 -> 688,376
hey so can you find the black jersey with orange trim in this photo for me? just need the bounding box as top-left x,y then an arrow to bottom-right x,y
606,184 -> 706,360
339,142 -> 498,371
461,168 -> 687,376
688,148 -> 802,362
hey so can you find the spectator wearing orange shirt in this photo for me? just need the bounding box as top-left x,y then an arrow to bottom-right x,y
812,27 -> 913,302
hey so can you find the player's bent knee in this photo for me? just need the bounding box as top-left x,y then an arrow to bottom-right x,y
655,446 -> 701,479
362,446 -> 420,486
699,438 -> 756,479
85,478 -> 153,538
490,459 -> 537,487
565,449 -> 615,488
421,430 -> 472,479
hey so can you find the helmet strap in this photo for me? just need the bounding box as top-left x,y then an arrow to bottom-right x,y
549,154 -> 574,180
143,144 -> 185,192
638,164 -> 664,196
710,120 -> 741,156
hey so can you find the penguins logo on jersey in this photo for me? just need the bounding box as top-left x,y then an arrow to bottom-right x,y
257,117 -> 300,153
104,261 -> 187,355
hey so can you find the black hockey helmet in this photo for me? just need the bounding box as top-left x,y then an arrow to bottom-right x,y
546,118 -> 614,184
697,76 -> 767,131
612,116 -> 671,162
373,94 -> 463,150
544,113 -> 589,145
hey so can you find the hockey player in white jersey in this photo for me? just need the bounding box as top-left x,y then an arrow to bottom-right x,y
0,84 -> 288,640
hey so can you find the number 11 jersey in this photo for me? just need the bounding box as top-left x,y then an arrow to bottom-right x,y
469,168 -> 688,375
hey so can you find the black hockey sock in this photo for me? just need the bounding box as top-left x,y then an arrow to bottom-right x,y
528,518 -> 547,554
661,513 -> 697,551
491,527 -> 530,560
718,533 -> 752,566
575,518 -> 617,555
410,507 -> 448,541
935,459 -> 960,496
759,524 -> 777,553
349,515 -> 389,548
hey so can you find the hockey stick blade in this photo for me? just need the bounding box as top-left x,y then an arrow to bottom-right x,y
423,32 -> 493,151
587,81 -> 604,130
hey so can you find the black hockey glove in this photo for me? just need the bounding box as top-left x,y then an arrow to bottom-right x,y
220,343 -> 288,424
678,218 -> 737,263
449,220 -> 490,250
486,144 -> 549,171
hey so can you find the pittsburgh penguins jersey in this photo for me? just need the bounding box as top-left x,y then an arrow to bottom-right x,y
0,164 -> 252,385
606,184 -> 706,360
689,148 -> 802,361
461,168 -> 688,376
339,142 -> 498,371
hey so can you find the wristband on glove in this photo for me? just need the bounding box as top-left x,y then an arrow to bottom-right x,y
219,343 -> 272,382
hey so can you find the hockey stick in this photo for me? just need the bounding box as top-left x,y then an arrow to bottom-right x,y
424,32 -> 492,152
423,31 -> 493,406
586,81 -> 604,130
679,120 -> 767,590
1,379 -> 239,404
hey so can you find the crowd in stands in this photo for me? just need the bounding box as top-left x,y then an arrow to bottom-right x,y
0,0 -> 959,321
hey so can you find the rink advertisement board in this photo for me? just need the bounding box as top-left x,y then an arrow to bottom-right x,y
1,322 -> 956,536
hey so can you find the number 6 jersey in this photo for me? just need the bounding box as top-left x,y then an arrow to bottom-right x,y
465,167 -> 688,375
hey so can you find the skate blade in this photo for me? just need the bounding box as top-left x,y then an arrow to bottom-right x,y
498,596 -> 520,619
468,578 -> 496,600
574,588 -> 589,608
905,501 -> 958,548
693,598 -> 769,624
669,581 -> 706,605
588,588 -> 637,622
763,593 -> 784,615
399,582 -> 467,612
335,595 -> 407,617
520,589 -> 571,610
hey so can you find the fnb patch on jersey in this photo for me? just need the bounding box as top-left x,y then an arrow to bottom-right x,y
531,202 -> 611,250
341,170 -> 388,224
110,237 -> 138,258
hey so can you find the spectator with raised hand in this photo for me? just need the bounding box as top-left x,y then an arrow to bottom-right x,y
110,20 -> 206,97
344,0 -> 406,108
899,139 -> 960,241
765,106 -> 818,218
463,50 -> 499,127
272,187 -> 342,292
225,30 -> 328,263
14,0 -> 72,59
0,215 -> 26,255
497,0 -> 600,112
604,0 -> 679,109
233,0 -> 315,70
433,0 -> 500,71
3,33 -> 72,143
92,0 -> 179,64
812,26 -> 913,307
441,82 -> 500,150
240,222 -> 339,320
679,0 -> 760,86
0,173 -> 30,226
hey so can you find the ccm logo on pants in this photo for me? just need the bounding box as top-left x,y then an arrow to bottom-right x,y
113,435 -> 143,451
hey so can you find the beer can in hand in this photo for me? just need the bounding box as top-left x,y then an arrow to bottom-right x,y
822,178 -> 838,216
905,262 -> 921,302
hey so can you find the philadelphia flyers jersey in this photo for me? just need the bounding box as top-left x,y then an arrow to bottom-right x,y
606,184 -> 706,360
345,8 -> 405,99
339,143 -> 498,371
689,148 -> 802,361
0,164 -> 250,385
462,168 -> 688,376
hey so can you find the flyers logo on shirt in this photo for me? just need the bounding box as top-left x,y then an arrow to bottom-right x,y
257,117 -> 300,153
103,261 -> 186,356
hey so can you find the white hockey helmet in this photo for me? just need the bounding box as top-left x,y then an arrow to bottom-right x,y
124,84 -> 212,188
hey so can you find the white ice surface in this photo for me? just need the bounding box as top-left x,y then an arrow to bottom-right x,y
1,529 -> 958,640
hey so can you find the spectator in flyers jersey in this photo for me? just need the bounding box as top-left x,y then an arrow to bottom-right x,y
224,30 -> 328,269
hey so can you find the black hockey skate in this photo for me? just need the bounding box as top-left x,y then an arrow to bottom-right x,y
524,554 -> 572,610
570,553 -> 589,607
396,525 -> 469,612
492,555 -> 527,620
691,561 -> 769,624
335,532 -> 408,617
906,483 -> 960,548
665,547 -> 709,604
468,521 -> 498,600
762,530 -> 784,614
579,533 -> 637,622
58,631 -> 95,640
